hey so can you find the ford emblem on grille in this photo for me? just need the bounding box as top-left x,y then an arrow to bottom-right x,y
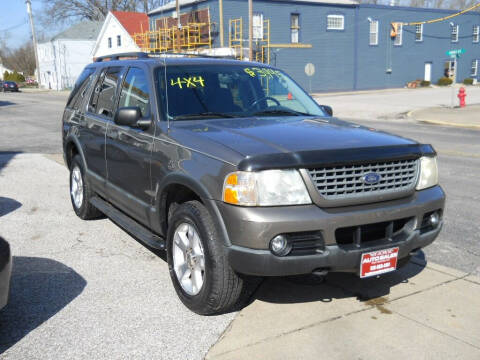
363,172 -> 381,185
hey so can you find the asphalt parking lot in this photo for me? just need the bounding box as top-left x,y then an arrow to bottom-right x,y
1,88 -> 479,358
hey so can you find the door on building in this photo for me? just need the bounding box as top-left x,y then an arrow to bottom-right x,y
424,62 -> 432,82
444,60 -> 455,79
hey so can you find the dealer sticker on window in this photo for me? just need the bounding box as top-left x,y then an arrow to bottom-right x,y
360,247 -> 399,278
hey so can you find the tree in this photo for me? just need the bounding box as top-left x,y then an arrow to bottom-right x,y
40,0 -> 164,25
0,42 -> 36,76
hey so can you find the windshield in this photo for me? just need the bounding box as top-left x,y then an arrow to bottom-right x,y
156,64 -> 326,120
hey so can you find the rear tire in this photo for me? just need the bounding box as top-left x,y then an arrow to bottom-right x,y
166,200 -> 245,315
69,155 -> 103,220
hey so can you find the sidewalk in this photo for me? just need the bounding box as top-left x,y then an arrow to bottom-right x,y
206,258 -> 480,359
409,104 -> 480,129
17,87 -> 71,96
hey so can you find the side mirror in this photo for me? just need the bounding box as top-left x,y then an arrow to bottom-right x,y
320,105 -> 333,117
114,107 -> 150,129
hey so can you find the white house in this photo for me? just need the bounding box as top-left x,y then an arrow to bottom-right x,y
37,21 -> 102,90
92,11 -> 149,59
0,64 -> 13,80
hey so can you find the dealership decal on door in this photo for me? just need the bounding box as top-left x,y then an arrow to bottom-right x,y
360,247 -> 399,278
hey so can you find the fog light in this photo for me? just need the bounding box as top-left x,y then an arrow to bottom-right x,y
429,212 -> 440,227
270,235 -> 291,256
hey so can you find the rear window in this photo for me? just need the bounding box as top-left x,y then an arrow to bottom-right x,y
66,68 -> 96,109
88,67 -> 123,118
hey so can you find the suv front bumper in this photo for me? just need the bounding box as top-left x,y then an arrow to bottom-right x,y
218,186 -> 445,276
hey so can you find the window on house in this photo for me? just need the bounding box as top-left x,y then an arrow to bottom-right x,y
117,35 -> 122,47
108,37 -> 112,48
472,60 -> 478,77
451,24 -> 459,42
327,15 -> 344,30
415,24 -> 423,42
473,25 -> 479,43
252,13 -> 264,40
369,20 -> 378,45
291,14 -> 299,43
394,22 -> 403,46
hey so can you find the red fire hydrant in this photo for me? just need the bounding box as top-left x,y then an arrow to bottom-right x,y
457,87 -> 466,108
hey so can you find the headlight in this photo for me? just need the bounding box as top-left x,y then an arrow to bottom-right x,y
222,169 -> 311,206
416,156 -> 438,190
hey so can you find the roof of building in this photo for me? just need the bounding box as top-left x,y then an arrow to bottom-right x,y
111,11 -> 149,36
149,0 -> 358,15
50,21 -> 103,41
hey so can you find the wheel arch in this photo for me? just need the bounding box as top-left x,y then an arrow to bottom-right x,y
155,173 -> 231,247
64,136 -> 87,170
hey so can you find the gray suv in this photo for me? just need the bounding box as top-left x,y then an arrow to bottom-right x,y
62,53 -> 445,315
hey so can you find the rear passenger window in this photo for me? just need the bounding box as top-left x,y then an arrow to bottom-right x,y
88,67 -> 123,118
118,67 -> 151,118
67,68 -> 95,110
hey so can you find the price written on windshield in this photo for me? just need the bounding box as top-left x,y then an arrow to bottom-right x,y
170,76 -> 205,89
244,67 -> 282,79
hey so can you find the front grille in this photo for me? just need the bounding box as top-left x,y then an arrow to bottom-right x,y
335,217 -> 413,248
307,159 -> 419,203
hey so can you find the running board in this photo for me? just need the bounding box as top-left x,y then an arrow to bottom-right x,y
90,197 -> 165,250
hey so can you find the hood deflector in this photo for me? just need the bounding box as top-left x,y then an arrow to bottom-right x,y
237,144 -> 436,171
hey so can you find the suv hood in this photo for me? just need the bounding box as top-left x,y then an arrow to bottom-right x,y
172,117 -> 434,169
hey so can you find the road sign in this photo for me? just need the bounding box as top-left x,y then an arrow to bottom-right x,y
446,48 -> 465,57
305,63 -> 315,77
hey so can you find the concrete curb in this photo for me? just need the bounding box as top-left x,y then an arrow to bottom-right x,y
408,107 -> 480,130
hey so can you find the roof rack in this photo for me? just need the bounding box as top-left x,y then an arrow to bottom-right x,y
95,51 -> 236,63
153,51 -> 236,59
95,52 -> 150,62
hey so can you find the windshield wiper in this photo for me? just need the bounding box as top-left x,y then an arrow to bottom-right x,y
251,109 -> 313,117
173,112 -> 236,120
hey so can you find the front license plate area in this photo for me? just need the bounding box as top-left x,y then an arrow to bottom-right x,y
360,247 -> 399,278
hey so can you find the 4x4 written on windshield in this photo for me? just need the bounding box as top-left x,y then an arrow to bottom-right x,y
170,76 -> 206,89
168,68 -> 282,90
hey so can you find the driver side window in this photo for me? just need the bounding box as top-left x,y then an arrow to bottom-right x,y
119,67 -> 151,118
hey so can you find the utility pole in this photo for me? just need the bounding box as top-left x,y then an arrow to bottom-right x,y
176,0 -> 180,29
248,0 -> 253,61
219,0 -> 224,47
26,0 -> 41,86
176,0 -> 181,51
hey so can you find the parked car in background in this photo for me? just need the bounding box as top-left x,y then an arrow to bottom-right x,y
2,81 -> 19,92
0,237 -> 12,310
63,53 -> 445,315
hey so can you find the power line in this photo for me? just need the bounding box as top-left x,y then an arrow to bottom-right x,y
402,2 -> 480,26
0,20 -> 28,32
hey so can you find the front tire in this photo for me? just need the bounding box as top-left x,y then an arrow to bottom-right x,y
166,201 -> 245,315
69,155 -> 103,220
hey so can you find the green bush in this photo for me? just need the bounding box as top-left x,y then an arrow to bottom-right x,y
463,78 -> 474,85
3,70 -> 25,83
420,80 -> 431,87
437,77 -> 453,86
